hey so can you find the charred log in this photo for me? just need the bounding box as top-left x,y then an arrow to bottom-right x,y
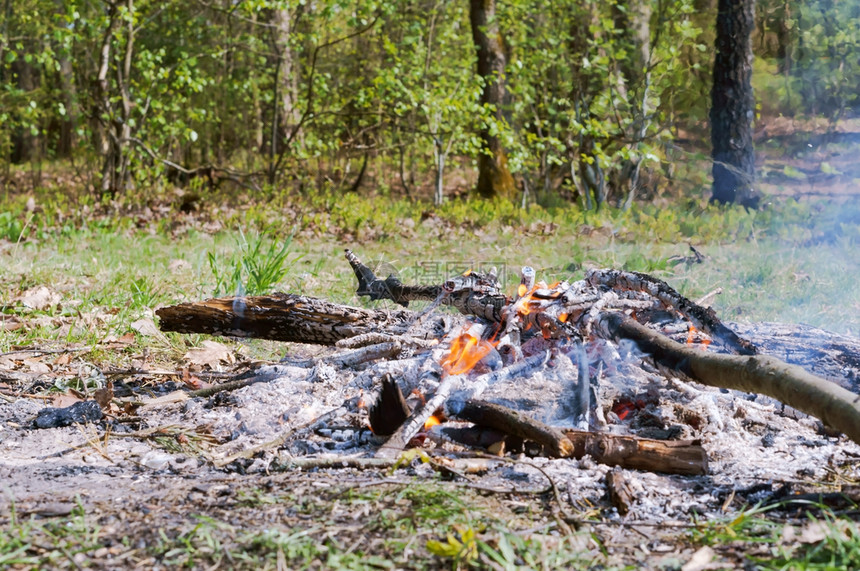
587,269 -> 756,355
368,374 -> 411,436
448,399 -> 575,458
346,249 -> 509,321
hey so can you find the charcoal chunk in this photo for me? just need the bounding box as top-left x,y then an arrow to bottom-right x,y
33,400 -> 103,429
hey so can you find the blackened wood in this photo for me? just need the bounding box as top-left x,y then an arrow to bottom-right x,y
587,269 -> 756,355
564,429 -> 709,476
156,293 -> 449,346
595,311 -> 860,446
450,399 -> 575,458
376,373 -> 456,458
345,249 -> 441,306
346,249 -> 509,322
368,374 -> 411,436
437,425 -> 508,452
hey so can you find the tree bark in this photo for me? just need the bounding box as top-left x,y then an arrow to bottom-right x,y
273,7 -> 299,144
469,0 -> 516,200
156,293 -> 451,346
710,0 -> 758,207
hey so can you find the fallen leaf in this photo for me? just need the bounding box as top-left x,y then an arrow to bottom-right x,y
681,546 -> 716,571
100,332 -> 136,349
94,381 -> 114,410
51,392 -> 83,408
24,358 -> 51,375
1,317 -> 22,331
130,317 -> 161,338
798,521 -> 829,544
182,367 -> 212,390
184,340 -> 235,370
18,286 -> 61,310
53,352 -> 73,366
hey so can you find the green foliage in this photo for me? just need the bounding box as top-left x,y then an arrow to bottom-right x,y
207,230 -> 297,296
0,212 -> 25,242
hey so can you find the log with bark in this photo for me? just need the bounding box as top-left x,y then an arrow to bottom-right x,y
156,293 -> 451,346
443,399 -> 708,475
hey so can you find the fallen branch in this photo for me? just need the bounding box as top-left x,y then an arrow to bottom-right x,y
564,429 -> 708,475
156,293 -> 451,346
595,311 -> 860,445
587,269 -> 756,355
448,399 -> 574,458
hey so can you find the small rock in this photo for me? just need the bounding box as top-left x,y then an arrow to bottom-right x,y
140,451 -> 172,471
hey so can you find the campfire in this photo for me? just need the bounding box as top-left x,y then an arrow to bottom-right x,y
153,249 -> 860,490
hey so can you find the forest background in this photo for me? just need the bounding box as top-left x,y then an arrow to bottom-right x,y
3,0 -> 857,208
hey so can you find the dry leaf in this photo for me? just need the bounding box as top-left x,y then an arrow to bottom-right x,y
100,332 -> 136,348
798,521 -> 829,544
53,352 -> 73,366
182,367 -> 212,390
94,381 -> 114,410
130,317 -> 161,337
183,340 -> 235,370
1,317 -> 22,331
51,392 -> 83,408
18,286 -> 61,310
24,358 -> 51,375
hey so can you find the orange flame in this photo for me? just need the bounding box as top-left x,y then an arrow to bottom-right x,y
516,285 -> 540,317
441,330 -> 497,375
686,325 -> 697,345
424,415 -> 441,430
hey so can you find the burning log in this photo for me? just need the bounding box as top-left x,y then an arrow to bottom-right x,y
346,249 -> 508,321
442,399 -> 708,475
595,311 -> 860,445
586,269 -> 756,355
156,293 -> 451,346
447,399 -> 574,458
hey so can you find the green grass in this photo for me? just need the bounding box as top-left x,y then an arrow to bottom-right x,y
691,503 -> 860,571
0,482 -> 600,569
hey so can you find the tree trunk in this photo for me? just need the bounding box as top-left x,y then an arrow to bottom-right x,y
273,7 -> 299,143
710,0 -> 758,207
469,0 -> 516,200
10,58 -> 40,165
95,1 -> 122,195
